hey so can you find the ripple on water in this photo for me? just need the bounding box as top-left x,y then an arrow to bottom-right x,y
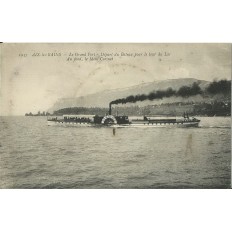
0,116 -> 231,189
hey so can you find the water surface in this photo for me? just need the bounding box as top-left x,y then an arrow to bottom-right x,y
0,116 -> 230,188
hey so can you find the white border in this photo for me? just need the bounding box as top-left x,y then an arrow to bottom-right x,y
1,0 -> 232,42
0,190 -> 231,232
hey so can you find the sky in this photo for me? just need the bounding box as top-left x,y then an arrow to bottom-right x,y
0,43 -> 231,115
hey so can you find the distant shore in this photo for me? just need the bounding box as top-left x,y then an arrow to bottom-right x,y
25,102 -> 231,118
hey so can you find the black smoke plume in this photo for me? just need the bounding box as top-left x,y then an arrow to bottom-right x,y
206,79 -> 231,95
110,82 -> 202,105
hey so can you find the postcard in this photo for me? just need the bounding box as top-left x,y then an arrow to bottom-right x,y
0,43 -> 231,188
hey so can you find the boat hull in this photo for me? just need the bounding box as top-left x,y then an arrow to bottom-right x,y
47,120 -> 200,128
47,120 -> 92,127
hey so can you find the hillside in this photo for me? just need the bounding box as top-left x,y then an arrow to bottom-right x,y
49,78 -> 209,112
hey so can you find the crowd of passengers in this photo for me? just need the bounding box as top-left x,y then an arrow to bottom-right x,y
64,117 -> 91,122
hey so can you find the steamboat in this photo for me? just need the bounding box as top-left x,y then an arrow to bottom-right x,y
47,104 -> 200,128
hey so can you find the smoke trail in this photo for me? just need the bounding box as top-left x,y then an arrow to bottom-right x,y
206,79 -> 231,95
110,82 -> 202,105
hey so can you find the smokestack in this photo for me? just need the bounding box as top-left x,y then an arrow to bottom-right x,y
109,103 -> 112,115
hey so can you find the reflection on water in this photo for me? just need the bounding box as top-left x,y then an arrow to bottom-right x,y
0,116 -> 231,188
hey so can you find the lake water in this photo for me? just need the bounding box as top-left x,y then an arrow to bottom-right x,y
0,116 -> 231,188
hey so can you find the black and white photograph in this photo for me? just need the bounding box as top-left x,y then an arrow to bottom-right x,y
1,0 -> 232,231
0,43 -> 231,189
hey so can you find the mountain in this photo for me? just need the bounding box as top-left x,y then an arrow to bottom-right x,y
49,78 -> 209,112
